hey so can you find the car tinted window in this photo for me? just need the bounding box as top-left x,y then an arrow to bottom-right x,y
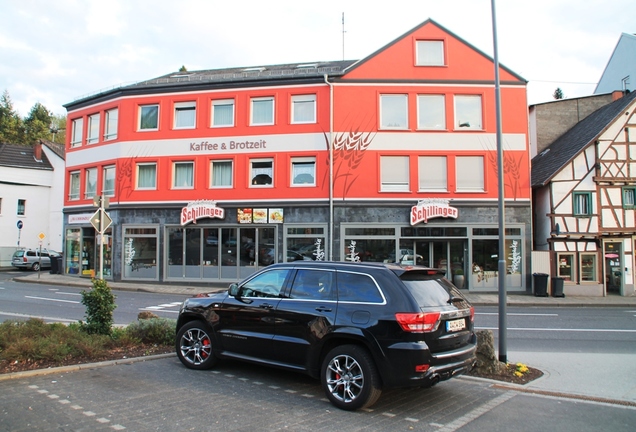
290,269 -> 335,300
400,272 -> 461,307
336,271 -> 384,303
26,251 -> 36,257
241,268 -> 289,298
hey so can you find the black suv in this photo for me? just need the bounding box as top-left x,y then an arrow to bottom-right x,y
176,261 -> 476,410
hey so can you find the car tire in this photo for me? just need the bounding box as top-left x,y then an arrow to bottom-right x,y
321,344 -> 382,411
31,262 -> 40,272
176,321 -> 217,370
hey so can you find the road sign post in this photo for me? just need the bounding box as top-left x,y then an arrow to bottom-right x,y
90,196 -> 112,280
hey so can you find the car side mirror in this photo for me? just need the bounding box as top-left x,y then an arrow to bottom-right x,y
228,283 -> 239,297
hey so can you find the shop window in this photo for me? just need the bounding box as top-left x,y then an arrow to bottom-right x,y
211,160 -> 233,187
454,95 -> 482,129
417,95 -> 446,129
139,104 -> 159,130
87,113 -> 100,144
456,156 -> 484,192
173,161 -> 194,188
174,101 -> 196,129
69,171 -> 80,200
291,94 -> 316,124
416,40 -> 444,66
580,254 -> 596,282
573,192 -> 592,216
123,226 -> 158,280
212,99 -> 234,127
557,253 -> 574,281
17,199 -> 26,216
380,156 -> 409,191
84,168 -> 97,199
291,157 -> 316,186
70,118 -> 83,147
343,238 -> 396,263
251,97 -> 274,125
136,163 -> 157,189
103,166 -> 115,196
285,225 -> 327,261
418,156 -> 447,191
380,94 -> 408,129
250,159 -> 273,186
104,108 -> 118,140
622,187 -> 635,209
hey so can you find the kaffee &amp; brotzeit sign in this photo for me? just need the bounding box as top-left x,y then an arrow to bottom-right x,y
410,199 -> 458,225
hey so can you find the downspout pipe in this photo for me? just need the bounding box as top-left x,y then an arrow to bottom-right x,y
324,74 -> 334,261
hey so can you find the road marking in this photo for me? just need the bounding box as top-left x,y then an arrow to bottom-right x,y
55,291 -> 82,297
478,312 -> 558,316
24,296 -> 80,304
477,326 -> 636,333
0,311 -> 76,323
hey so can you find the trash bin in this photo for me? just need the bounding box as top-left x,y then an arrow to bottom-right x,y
533,273 -> 549,297
551,277 -> 565,297
50,256 -> 62,275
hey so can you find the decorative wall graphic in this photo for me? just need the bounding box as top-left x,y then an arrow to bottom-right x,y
485,143 -> 525,201
313,238 -> 325,261
346,241 -> 361,262
124,238 -> 135,266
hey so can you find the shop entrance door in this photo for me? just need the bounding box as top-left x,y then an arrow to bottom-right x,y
406,240 -> 467,286
604,242 -> 622,294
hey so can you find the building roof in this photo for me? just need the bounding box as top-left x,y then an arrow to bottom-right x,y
41,139 -> 65,160
531,90 -> 636,188
595,32 -> 636,94
0,143 -> 53,171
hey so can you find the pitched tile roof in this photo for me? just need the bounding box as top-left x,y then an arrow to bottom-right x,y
0,143 -> 53,171
531,90 -> 636,188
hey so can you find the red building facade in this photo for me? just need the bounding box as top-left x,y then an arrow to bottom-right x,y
63,19 -> 531,291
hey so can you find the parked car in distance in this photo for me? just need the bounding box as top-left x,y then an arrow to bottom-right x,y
11,249 -> 59,271
175,261 -> 476,410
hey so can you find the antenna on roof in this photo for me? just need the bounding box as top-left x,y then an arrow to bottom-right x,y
342,12 -> 346,60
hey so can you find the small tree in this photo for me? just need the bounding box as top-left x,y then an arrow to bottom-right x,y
80,279 -> 116,335
179,65 -> 187,72
553,87 -> 564,100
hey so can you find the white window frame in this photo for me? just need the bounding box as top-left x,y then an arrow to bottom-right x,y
69,171 -> 80,200
418,156 -> 447,192
291,157 -> 316,186
250,158 -> 274,187
416,40 -> 445,66
71,118 -> 83,147
454,95 -> 483,130
87,113 -> 100,144
104,108 -> 118,140
102,165 -> 115,196
139,104 -> 159,131
251,97 -> 274,126
17,199 -> 26,216
380,94 -> 408,130
210,160 -> 233,188
417,94 -> 446,130
136,163 -> 157,190
380,156 -> 410,192
456,156 -> 484,192
172,161 -> 194,189
291,94 -> 316,124
211,99 -> 235,127
174,101 -> 196,129
84,167 -> 97,199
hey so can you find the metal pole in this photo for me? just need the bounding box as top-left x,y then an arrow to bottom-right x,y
491,0 -> 507,363
99,198 -> 104,280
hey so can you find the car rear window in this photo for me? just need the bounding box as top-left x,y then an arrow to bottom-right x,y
13,251 -> 25,258
399,272 -> 461,307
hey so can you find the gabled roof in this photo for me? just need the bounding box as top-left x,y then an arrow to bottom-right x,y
0,143 -> 54,170
531,90 -> 636,188
595,33 -> 636,94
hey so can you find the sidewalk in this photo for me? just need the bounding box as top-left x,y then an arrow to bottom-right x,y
10,270 -> 636,307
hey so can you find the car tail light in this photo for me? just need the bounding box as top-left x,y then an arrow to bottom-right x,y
470,306 -> 475,322
395,312 -> 441,333
415,364 -> 430,373
23,257 -> 27,263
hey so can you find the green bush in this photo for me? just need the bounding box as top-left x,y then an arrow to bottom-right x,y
125,318 -> 176,346
80,278 -> 116,335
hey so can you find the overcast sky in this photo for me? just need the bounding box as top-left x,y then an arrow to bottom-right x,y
1,0 -> 634,117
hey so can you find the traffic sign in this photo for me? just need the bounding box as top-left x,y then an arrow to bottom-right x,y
38,232 -> 46,241
90,209 -> 113,232
17,220 -> 23,229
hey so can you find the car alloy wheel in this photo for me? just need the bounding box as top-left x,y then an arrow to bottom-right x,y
176,321 -> 217,370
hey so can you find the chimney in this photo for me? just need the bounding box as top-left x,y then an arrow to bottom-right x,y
33,141 -> 42,162
612,90 -> 625,101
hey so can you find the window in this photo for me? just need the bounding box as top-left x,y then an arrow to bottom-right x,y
211,99 -> 234,127
104,108 -> 118,140
381,156 -> 409,192
210,160 -> 233,188
173,161 -> 194,188
417,95 -> 445,129
580,254 -> 596,282
291,94 -> 316,123
290,269 -> 334,300
337,272 -> 383,303
623,187 -> 636,209
17,199 -> 26,216
557,253 -> 574,281
174,102 -> 196,129
380,94 -> 408,129
573,192 -> 592,216
291,157 -> 316,186
69,171 -> 80,200
71,118 -> 83,147
456,156 -> 484,191
418,156 -> 447,191
416,40 -> 444,66
139,104 -> 159,130
251,97 -> 274,125
137,163 -> 157,189
0,198 -> 2,215
241,269 -> 290,298
85,168 -> 97,199
250,159 -> 273,186
103,166 -> 115,196
123,226 -> 159,280
455,95 -> 482,129
87,113 -> 100,144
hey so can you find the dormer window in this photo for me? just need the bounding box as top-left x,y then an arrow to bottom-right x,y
416,40 -> 445,66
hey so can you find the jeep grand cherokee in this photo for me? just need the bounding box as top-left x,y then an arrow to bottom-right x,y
175,261 -> 476,410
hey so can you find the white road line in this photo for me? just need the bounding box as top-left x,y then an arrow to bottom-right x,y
478,312 -> 558,316
24,296 -> 80,304
477,326 -> 636,333
55,291 -> 82,296
0,311 -> 76,322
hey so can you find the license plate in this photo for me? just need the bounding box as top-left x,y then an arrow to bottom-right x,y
446,318 -> 465,332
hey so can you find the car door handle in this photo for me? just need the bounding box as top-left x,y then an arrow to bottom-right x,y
259,303 -> 275,309
315,306 -> 332,312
